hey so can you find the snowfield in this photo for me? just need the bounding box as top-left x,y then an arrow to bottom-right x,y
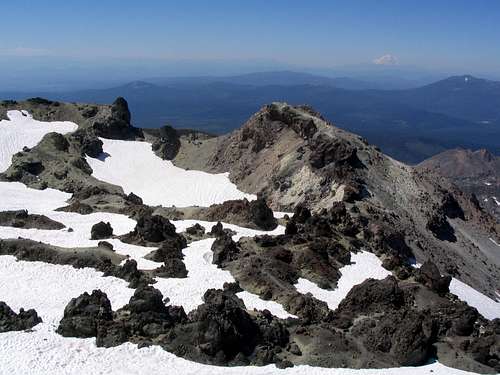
0,181 -> 160,270
449,278 -> 500,320
87,138 -> 256,207
0,114 -> 493,374
0,255 -> 477,375
156,220 -> 290,315
0,110 -> 77,172
295,251 -> 391,310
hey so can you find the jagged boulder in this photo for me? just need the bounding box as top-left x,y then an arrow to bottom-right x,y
57,290 -> 113,338
335,276 -> 406,320
90,221 -> 113,240
92,97 -> 141,139
186,223 -> 205,236
124,214 -> 185,245
292,204 -> 311,224
125,192 -> 143,205
180,289 -> 262,360
70,129 -> 103,158
211,233 -> 240,266
415,261 -> 451,295
200,198 -> 277,230
0,302 -> 42,332
147,240 -> 188,278
107,259 -> 153,288
151,125 -> 181,160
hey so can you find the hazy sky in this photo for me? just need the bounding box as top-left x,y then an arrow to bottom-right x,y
0,0 -> 499,89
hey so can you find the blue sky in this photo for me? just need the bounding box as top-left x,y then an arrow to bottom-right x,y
0,0 -> 499,88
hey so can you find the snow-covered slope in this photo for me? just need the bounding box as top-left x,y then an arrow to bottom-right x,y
87,138 -> 256,207
0,181 -> 159,269
449,278 -> 500,320
0,259 -> 475,375
0,110 -> 77,172
295,251 -> 391,310
0,110 -> 495,374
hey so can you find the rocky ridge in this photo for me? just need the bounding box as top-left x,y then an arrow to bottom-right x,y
418,148 -> 500,221
0,98 -> 499,373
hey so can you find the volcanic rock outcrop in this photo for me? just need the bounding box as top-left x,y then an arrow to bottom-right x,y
171,102 -> 499,300
0,301 -> 42,332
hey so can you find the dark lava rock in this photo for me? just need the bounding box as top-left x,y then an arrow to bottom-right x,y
153,259 -> 188,278
178,289 -> 263,361
45,132 -> 70,152
292,204 -> 311,224
267,103 -> 317,139
147,239 -> 188,278
0,238 -> 152,289
56,201 -> 94,215
0,301 -> 42,332
415,261 -> 451,295
90,221 -> 113,240
151,125 -> 181,160
57,290 -> 113,338
309,135 -> 360,170
360,310 -> 435,366
57,287 -> 289,366
0,209 -> 65,230
126,192 -> 143,205
70,130 -> 103,158
248,198 -> 277,230
284,220 -> 298,235
145,238 -> 188,278
335,276 -> 406,321
74,185 -> 114,200
186,223 -> 205,236
106,259 -> 153,288
467,319 -> 500,372
111,97 -> 131,123
125,214 -> 183,244
366,223 -> 414,261
211,233 -> 240,266
92,97 -> 142,140
202,198 -> 277,230
209,221 -> 224,237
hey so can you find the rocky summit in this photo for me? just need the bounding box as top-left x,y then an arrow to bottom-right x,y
0,97 -> 499,374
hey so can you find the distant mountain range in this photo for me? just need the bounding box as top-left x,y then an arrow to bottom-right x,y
1,72 -> 499,163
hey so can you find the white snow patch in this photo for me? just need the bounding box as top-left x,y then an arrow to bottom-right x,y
449,278 -> 500,320
295,251 -> 391,310
171,218 -> 285,241
87,138 -> 256,207
0,324 -> 477,375
273,211 -> 293,219
484,182 -> 492,186
492,196 -> 500,206
236,291 -> 297,319
0,182 -> 160,270
154,219 -> 289,317
0,256 -> 133,325
0,249 -> 477,375
0,110 -> 77,172
153,220 -> 291,315
153,238 -> 234,312
490,237 -> 500,247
